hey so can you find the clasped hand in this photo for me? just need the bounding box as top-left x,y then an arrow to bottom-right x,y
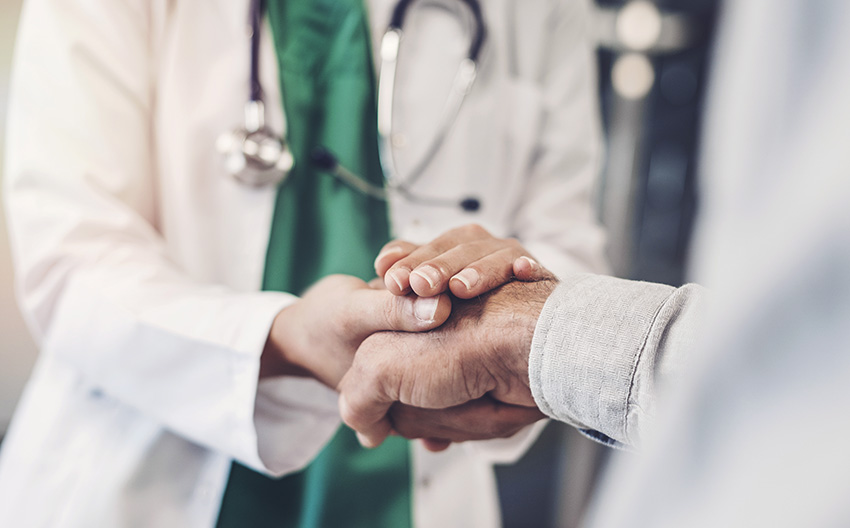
340,225 -> 557,451
264,225 -> 555,451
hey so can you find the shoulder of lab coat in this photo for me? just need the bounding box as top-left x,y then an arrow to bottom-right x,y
3,0 -> 338,477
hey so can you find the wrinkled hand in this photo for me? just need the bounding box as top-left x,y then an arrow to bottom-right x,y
337,279 -> 557,448
261,274 -> 451,388
388,399 -> 546,452
375,224 -> 553,299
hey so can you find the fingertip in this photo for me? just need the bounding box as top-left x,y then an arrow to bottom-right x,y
409,265 -> 442,297
421,439 -> 452,452
409,293 -> 451,328
356,432 -> 382,449
513,256 -> 540,281
449,267 -> 482,299
433,293 -> 452,326
375,243 -> 416,277
385,268 -> 411,295
408,270 -> 435,297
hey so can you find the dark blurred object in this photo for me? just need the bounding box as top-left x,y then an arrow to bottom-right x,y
496,422 -> 608,528
596,0 -> 718,286
496,2 -> 719,527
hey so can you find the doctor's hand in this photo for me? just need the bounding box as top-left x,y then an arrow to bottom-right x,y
337,278 -> 556,449
261,274 -> 451,389
375,224 -> 553,299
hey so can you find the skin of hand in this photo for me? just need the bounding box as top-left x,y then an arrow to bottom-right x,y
375,224 -> 550,299
337,278 -> 557,449
260,274 -> 452,389
388,398 -> 546,452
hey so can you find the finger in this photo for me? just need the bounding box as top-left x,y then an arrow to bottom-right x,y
421,439 -> 452,452
446,246 -> 530,299
338,378 -> 396,449
346,289 -> 452,338
407,239 -> 524,297
374,241 -> 418,279
384,224 -> 493,295
512,256 -> 553,282
389,400 -> 546,443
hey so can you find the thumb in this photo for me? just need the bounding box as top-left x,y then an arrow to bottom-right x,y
346,289 -> 452,337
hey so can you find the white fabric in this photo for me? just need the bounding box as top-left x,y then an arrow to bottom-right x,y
583,2 -> 850,527
0,0 -> 606,526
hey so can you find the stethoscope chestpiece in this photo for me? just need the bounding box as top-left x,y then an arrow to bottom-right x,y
217,101 -> 294,187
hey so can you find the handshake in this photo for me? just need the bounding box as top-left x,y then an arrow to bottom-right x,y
263,224 -> 559,452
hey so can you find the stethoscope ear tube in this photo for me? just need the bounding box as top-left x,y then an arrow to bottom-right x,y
389,0 -> 486,62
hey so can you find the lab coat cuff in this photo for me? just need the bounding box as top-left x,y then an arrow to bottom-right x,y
462,419 -> 549,465
228,294 -> 340,476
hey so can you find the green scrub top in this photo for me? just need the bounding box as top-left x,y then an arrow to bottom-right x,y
215,0 -> 412,526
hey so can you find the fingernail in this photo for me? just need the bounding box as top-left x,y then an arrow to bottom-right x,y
387,269 -> 408,293
413,296 -> 440,323
453,268 -> 481,291
357,432 -> 377,449
411,265 -> 441,289
518,256 -> 540,271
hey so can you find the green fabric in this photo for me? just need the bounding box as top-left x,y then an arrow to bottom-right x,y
215,1 -> 411,527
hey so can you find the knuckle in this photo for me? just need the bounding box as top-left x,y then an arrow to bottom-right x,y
383,297 -> 404,328
460,223 -> 488,238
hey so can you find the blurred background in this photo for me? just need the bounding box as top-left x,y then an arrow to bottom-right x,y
0,0 -> 717,525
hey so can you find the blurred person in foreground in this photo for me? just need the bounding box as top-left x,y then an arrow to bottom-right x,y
339,2 -> 850,526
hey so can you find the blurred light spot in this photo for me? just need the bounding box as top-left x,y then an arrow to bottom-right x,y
612,53 -> 655,100
616,1 -> 662,51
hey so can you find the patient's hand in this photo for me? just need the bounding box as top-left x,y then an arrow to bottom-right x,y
337,279 -> 556,449
375,224 -> 553,298
387,400 -> 546,452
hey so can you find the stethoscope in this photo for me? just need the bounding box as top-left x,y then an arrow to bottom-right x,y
217,0 -> 487,212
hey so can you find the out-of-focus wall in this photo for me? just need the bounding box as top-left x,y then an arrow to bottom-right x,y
0,0 -> 36,436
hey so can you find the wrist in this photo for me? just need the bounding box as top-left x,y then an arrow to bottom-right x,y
491,279 -> 557,406
260,306 -> 312,380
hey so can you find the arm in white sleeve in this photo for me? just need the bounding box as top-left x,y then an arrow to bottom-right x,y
529,274 -> 707,448
466,0 -> 608,464
512,0 -> 609,279
3,0 -> 337,476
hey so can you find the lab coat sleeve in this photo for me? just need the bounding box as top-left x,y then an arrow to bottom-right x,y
3,0 -> 338,477
466,0 -> 608,464
529,275 -> 707,448
511,0 -> 609,279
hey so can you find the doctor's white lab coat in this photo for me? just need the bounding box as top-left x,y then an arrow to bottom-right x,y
0,0 -> 606,526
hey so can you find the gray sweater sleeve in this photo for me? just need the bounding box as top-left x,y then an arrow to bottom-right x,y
528,274 -> 706,448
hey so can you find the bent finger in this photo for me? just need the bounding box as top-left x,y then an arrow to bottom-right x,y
421,439 -> 452,452
407,239 -> 522,297
383,224 -> 494,295
338,380 -> 395,449
375,241 -> 418,279
389,399 -> 546,443
447,246 -> 531,299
